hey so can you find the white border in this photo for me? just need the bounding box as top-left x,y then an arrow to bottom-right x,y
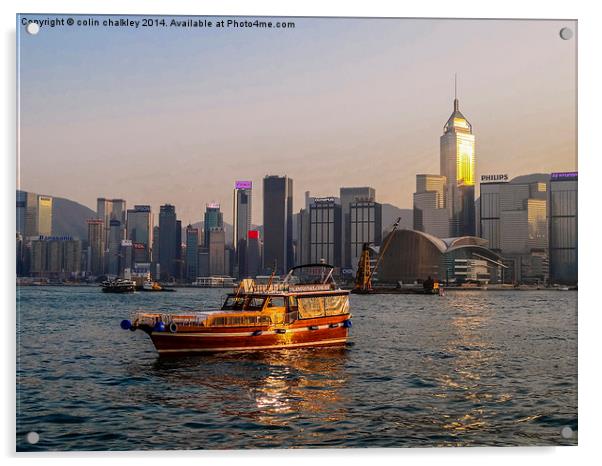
3,1 -> 600,465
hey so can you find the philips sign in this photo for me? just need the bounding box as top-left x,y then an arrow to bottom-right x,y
480,174 -> 509,183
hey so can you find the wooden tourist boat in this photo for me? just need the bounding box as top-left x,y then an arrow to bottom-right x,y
120,264 -> 352,355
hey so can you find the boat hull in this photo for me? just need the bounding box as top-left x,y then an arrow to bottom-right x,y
147,318 -> 350,355
102,287 -> 135,293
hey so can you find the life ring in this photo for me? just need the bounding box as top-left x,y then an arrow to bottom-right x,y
168,322 -> 178,333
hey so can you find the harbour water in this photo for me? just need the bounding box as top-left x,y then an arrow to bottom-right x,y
16,286 -> 577,450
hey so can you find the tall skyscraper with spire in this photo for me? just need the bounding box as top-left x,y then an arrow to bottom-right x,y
440,76 -> 476,236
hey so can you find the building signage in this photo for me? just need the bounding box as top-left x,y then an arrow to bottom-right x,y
134,205 -> 151,212
551,172 -> 578,181
314,197 -> 336,203
235,180 -> 252,189
121,239 -> 133,247
207,202 -> 220,209
133,242 -> 145,249
480,174 -> 509,183
36,235 -> 74,241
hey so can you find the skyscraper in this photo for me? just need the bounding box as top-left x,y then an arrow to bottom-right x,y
308,197 -> 342,267
263,175 -> 294,275
97,198 -> 126,272
37,196 -> 53,237
119,240 -> 133,277
233,181 -> 252,277
340,187 -> 376,268
16,190 -> 27,235
479,174 -> 549,283
296,207 -> 310,267
246,230 -> 262,278
185,225 -> 199,282
126,205 -> 153,263
87,219 -> 105,276
158,204 -> 177,281
203,203 -> 224,247
151,225 -> 160,280
29,236 -> 81,279
176,219 -> 183,279
208,228 -> 226,276
17,191 -> 53,237
440,83 -> 476,237
413,174 -> 449,238
107,219 -> 122,276
349,199 -> 382,271
549,172 -> 578,285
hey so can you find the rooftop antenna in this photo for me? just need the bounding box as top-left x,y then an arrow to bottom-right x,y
454,73 -> 459,111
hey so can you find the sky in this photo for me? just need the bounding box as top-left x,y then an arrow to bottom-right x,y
17,15 -> 577,225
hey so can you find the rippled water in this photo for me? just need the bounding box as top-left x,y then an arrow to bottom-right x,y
16,286 -> 577,450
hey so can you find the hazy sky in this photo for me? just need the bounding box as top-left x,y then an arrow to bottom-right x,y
18,16 -> 577,225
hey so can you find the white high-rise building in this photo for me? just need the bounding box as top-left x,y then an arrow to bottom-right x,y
479,174 -> 549,283
413,174 -> 449,238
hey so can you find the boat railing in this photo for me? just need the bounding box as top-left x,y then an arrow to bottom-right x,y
134,312 -> 210,327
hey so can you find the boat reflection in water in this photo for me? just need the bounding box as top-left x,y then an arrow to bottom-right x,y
147,347 -> 350,440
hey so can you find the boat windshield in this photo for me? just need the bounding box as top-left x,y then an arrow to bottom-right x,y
283,264 -> 335,286
221,295 -> 266,311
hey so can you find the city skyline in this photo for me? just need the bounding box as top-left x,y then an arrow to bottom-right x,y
18,17 -> 576,225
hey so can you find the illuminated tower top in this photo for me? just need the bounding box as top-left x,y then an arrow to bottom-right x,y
443,77 -> 472,134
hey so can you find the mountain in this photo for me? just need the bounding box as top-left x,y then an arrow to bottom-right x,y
52,196 -> 96,240
381,204 -> 413,232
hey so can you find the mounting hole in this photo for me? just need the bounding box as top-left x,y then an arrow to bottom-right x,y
560,426 -> 574,439
559,27 -> 573,40
26,22 -> 40,35
26,431 -> 40,444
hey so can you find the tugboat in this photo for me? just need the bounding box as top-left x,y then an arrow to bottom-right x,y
101,278 -> 136,293
120,264 -> 352,354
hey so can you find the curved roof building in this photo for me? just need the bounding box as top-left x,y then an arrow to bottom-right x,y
378,229 -> 505,284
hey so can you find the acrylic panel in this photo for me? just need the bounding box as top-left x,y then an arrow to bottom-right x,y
16,14 -> 577,451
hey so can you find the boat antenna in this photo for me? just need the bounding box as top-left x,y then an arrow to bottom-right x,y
266,260 -> 277,291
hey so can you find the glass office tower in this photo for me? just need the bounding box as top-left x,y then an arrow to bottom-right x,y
549,172 -> 578,285
263,175 -> 294,275
440,94 -> 476,236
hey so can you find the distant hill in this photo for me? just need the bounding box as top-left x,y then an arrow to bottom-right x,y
381,204 -> 412,232
52,196 -> 96,240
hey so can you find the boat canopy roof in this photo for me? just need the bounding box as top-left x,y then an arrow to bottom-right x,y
283,263 -> 336,286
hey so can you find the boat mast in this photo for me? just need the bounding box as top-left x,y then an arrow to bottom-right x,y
266,260 -> 277,291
